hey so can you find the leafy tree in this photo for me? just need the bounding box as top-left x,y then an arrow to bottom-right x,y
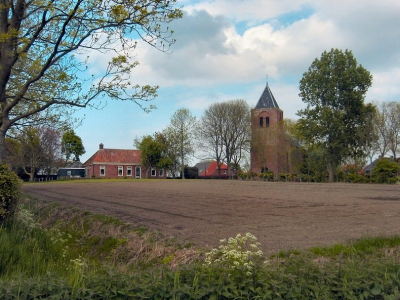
372,158 -> 400,184
0,0 -> 182,162
136,133 -> 172,178
164,108 -> 196,179
197,100 -> 250,178
61,130 -> 85,163
297,145 -> 329,182
297,49 -> 374,182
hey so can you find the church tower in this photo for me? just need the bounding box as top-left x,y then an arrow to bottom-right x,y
250,82 -> 285,176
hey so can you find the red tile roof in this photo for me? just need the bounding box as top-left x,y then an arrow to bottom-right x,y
83,149 -> 141,165
198,161 -> 228,176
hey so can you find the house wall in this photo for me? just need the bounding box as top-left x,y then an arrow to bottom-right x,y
57,168 -> 85,178
86,164 -> 166,179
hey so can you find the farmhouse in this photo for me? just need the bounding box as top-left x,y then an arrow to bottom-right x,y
83,143 -> 166,179
194,161 -> 236,178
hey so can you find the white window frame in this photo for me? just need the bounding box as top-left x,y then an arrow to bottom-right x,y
100,166 -> 105,176
159,169 -> 164,177
151,168 -> 156,176
126,167 -> 132,176
118,166 -> 123,176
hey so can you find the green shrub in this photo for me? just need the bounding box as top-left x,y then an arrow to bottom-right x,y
259,170 -> 274,181
346,173 -> 368,183
373,158 -> 400,184
0,164 -> 21,223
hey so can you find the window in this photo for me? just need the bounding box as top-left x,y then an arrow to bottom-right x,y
259,117 -> 263,127
151,168 -> 156,176
127,167 -> 132,176
118,166 -> 123,176
100,166 -> 105,176
265,117 -> 270,127
223,170 -> 226,175
67,170 -> 71,176
159,169 -> 164,177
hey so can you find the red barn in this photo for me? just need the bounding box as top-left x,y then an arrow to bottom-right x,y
83,143 -> 166,179
195,161 -> 236,178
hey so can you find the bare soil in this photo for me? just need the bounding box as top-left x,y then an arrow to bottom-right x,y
23,180 -> 400,253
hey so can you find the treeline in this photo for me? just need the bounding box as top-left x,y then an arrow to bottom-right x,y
4,128 -> 85,181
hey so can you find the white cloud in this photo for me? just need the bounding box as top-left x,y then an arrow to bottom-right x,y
132,10 -> 343,87
183,0 -> 311,22
367,68 -> 400,102
76,0 -> 400,159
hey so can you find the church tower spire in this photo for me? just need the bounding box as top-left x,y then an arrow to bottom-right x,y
255,82 -> 279,109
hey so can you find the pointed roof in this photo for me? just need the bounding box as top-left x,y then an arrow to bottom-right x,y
255,83 -> 279,109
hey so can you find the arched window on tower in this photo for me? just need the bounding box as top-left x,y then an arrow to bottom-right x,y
266,117 -> 270,127
259,117 -> 263,127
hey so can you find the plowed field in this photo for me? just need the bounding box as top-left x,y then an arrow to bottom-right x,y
23,180 -> 400,253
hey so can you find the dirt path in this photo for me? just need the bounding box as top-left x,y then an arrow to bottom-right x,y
23,180 -> 400,253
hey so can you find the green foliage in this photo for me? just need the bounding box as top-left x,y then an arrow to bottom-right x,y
259,170 -> 274,181
297,145 -> 329,182
0,164 -> 21,222
0,0 -> 182,162
372,158 -> 400,184
297,49 -> 374,182
136,133 -> 173,175
3,202 -> 400,299
0,209 -> 82,279
61,130 -> 85,162
238,170 -> 258,180
310,236 -> 400,257
2,239 -> 400,299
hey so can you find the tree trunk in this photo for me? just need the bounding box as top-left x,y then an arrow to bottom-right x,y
327,161 -> 335,183
0,131 -> 5,164
181,156 -> 185,179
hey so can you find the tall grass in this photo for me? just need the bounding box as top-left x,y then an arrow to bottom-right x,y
0,209 -> 95,281
2,199 -> 400,299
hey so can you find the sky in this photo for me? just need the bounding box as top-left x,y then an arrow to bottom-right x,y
74,0 -> 400,163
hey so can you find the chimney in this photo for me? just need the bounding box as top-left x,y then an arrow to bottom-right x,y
99,143 -> 104,150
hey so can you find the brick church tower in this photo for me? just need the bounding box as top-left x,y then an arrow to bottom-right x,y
250,83 -> 285,176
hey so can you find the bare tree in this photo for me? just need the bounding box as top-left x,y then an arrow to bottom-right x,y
165,108 -> 196,179
197,100 -> 250,178
374,101 -> 400,160
15,127 -> 43,181
6,126 -> 63,180
41,128 -> 63,176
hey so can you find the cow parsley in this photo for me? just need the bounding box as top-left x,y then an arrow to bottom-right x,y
205,233 -> 265,275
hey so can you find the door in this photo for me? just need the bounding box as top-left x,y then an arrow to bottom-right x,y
135,167 -> 141,179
